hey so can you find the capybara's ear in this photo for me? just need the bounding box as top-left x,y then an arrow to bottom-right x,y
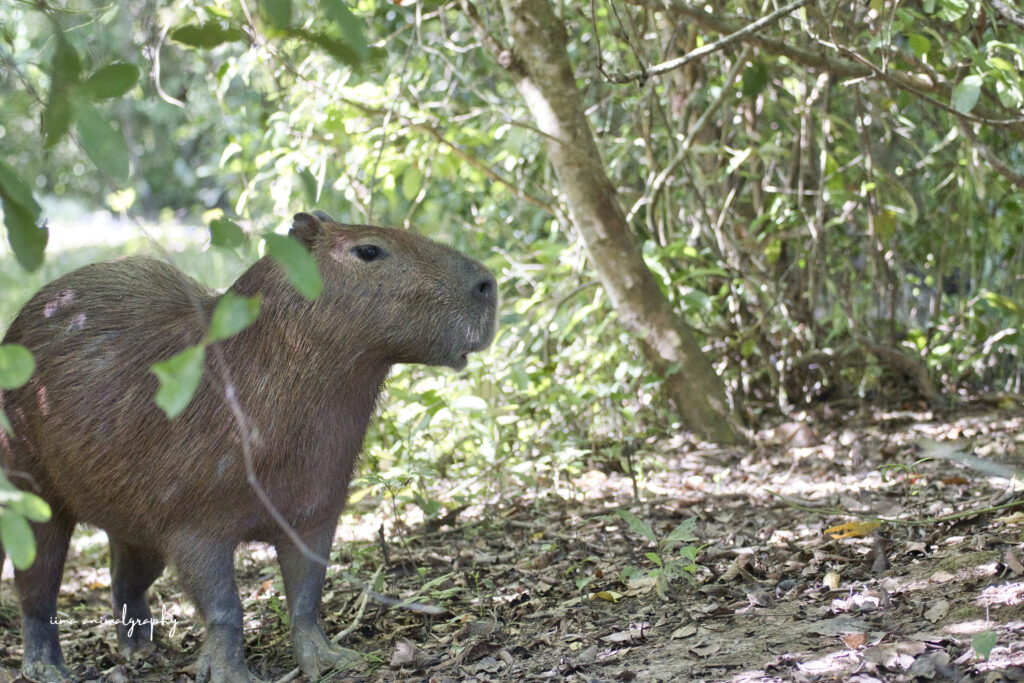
290,212 -> 324,248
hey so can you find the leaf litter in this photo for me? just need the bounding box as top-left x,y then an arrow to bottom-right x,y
1,407 -> 1023,681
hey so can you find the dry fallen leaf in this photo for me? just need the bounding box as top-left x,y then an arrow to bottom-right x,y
593,590 -> 623,603
719,552 -> 752,583
823,571 -> 841,590
690,641 -> 721,657
746,589 -> 774,607
862,641 -> 927,669
389,639 -> 439,668
825,521 -> 881,539
924,598 -> 950,622
773,421 -> 823,448
805,616 -> 871,636
601,624 -> 650,644
1005,549 -> 1024,575
623,575 -> 658,596
671,623 -> 697,640
840,633 -> 867,649
994,512 -> 1024,526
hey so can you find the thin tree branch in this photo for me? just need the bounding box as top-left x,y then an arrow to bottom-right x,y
957,121 -> 1024,191
607,0 -> 811,84
625,0 -> 1024,131
988,0 -> 1024,29
819,35 -> 1024,129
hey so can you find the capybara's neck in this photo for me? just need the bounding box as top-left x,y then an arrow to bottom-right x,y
222,255 -> 392,424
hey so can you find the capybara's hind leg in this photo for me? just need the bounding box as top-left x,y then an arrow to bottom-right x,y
109,538 -> 165,656
15,513 -> 74,682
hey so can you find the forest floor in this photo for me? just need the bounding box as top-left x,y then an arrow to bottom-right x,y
2,405 -> 1024,682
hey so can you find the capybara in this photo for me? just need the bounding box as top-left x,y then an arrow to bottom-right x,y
0,211 -> 497,682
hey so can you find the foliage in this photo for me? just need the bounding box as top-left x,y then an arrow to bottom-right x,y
0,342 -> 34,435
0,476 -> 51,571
615,510 -> 700,598
0,342 -> 49,570
972,629 -> 997,661
1,0 -> 1023,515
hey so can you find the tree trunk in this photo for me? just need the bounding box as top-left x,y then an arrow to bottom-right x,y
493,0 -> 745,444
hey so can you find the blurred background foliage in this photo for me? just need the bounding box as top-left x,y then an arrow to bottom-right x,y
1,0 -> 1023,520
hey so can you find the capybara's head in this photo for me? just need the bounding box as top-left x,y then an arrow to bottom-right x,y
288,211 -> 497,369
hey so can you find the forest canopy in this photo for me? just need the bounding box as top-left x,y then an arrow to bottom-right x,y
2,1 -> 1024,680
1,0 -> 1023,529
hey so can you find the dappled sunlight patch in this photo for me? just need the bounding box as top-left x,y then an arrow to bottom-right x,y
944,618 -> 1000,635
792,648 -> 869,677
978,581 -> 1024,608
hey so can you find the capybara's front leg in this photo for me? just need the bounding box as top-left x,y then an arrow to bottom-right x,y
276,520 -> 359,678
170,537 -> 258,683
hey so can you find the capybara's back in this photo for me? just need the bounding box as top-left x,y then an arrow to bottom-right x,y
2,258 -> 216,536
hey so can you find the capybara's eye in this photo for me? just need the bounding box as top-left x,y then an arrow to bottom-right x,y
352,244 -> 385,261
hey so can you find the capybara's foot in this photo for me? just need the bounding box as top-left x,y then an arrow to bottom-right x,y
293,625 -> 360,678
22,660 -> 73,683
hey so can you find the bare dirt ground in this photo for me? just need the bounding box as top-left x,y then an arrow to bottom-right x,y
2,406 -> 1024,682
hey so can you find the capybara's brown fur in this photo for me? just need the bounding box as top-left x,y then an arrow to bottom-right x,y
0,211 -> 497,682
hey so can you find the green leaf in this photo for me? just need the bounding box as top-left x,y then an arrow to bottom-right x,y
170,22 -> 247,49
0,163 -> 41,216
7,492 -> 51,523
151,345 -> 206,419
294,28 -> 360,66
995,78 -> 1023,110
264,232 -> 323,300
0,161 -> 47,271
0,513 -> 36,570
79,62 -> 141,100
0,410 -> 12,436
908,34 -> 930,58
3,203 -> 48,271
952,75 -> 983,113
322,0 -> 369,61
739,338 -> 757,358
42,32 -> 80,149
298,167 -> 320,205
208,292 -> 262,342
741,61 -> 769,98
70,96 -> 130,183
644,551 -> 664,567
42,92 -> 72,149
935,0 -> 968,21
665,517 -> 698,543
261,0 -> 293,28
983,291 -> 1024,316
972,629 -> 997,660
209,217 -> 247,249
0,344 -> 34,389
52,31 -> 81,86
987,56 -> 1014,72
616,509 -> 658,544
